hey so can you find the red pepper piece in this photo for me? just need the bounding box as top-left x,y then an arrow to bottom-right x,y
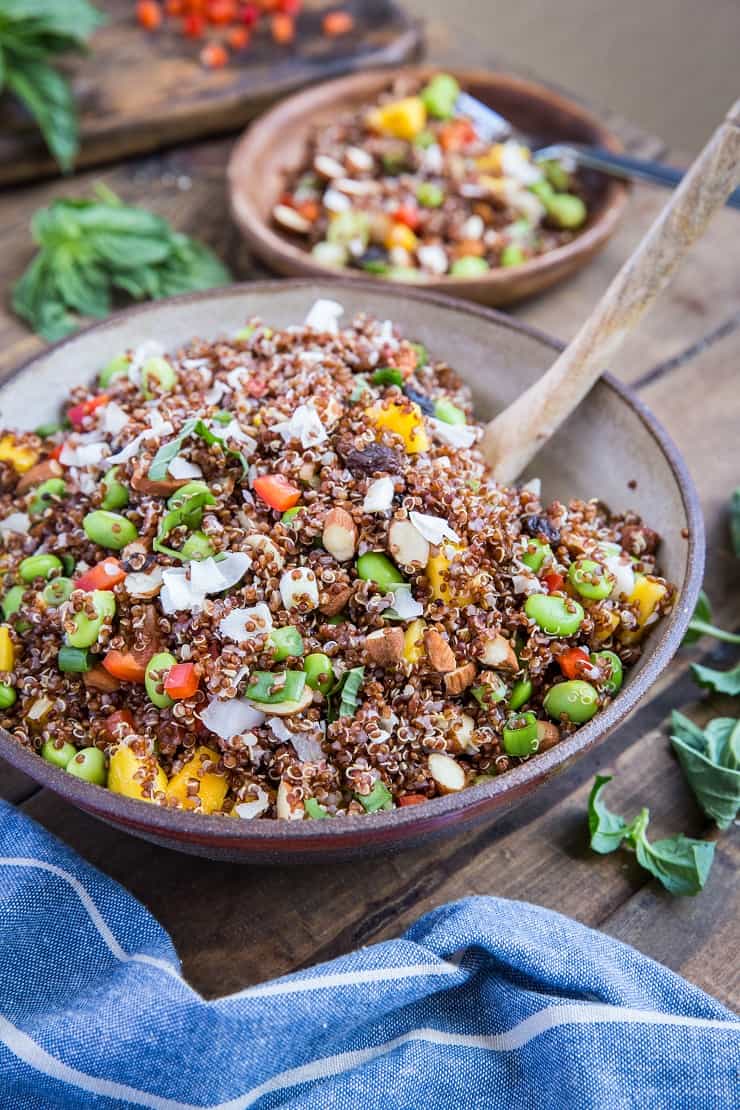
102,651 -> 148,684
67,394 -> 109,430
253,474 -> 300,512
164,662 -> 200,699
75,558 -> 126,592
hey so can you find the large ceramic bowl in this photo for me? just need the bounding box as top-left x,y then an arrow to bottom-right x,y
229,68 -> 630,306
0,280 -> 703,863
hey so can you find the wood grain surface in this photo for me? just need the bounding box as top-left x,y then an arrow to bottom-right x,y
0,0 -> 421,186
0,71 -> 738,1008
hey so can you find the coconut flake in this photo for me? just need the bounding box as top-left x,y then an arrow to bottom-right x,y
323,189 -> 351,213
421,143 -> 444,174
0,512 -> 30,535
59,441 -> 108,468
409,511 -> 460,546
604,554 -> 636,599
388,586 -> 424,619
205,380 -> 228,406
304,299 -> 344,334
501,140 -> 543,186
101,402 -> 129,436
417,244 -> 449,275
363,476 -> 395,513
512,573 -> 545,596
520,477 -> 541,496
270,403 -> 327,449
160,553 -> 251,614
291,731 -> 325,764
167,455 -> 203,480
219,603 -> 273,644
429,418 -> 477,449
128,340 -> 164,385
234,787 -> 270,819
200,698 -> 265,741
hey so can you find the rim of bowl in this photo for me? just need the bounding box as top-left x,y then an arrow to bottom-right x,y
0,278 -> 705,849
227,66 -> 630,295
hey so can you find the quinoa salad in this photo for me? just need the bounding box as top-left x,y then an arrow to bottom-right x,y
273,73 -> 592,281
0,300 -> 673,820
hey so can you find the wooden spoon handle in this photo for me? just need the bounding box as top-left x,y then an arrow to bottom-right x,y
482,99 -> 740,484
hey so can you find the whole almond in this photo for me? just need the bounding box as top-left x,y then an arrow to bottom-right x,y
428,752 -> 466,793
423,629 -> 456,673
536,721 -> 560,751
444,662 -> 477,695
389,518 -> 430,569
479,633 -> 518,672
322,507 -> 357,562
365,627 -> 404,667
16,458 -> 63,495
319,583 -> 353,617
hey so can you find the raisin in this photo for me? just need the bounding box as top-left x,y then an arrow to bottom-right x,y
521,514 -> 560,544
402,384 -> 435,416
343,444 -> 403,476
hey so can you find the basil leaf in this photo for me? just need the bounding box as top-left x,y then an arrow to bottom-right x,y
153,490 -> 216,562
671,731 -> 740,831
5,60 -> 77,171
630,809 -> 715,897
730,488 -> 740,559
148,418 -> 247,481
669,709 -> 708,753
587,774 -> 631,854
691,661 -> 740,697
337,666 -> 365,718
682,590 -> 740,645
705,719 -> 740,770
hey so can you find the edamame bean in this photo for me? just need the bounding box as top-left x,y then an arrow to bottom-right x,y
450,256 -> 489,278
420,73 -> 460,119
591,650 -> 623,696
281,506 -> 302,525
66,590 -> 116,650
509,676 -> 533,711
41,738 -> 76,768
65,747 -> 107,785
0,683 -> 16,708
99,353 -> 131,388
433,398 -> 466,426
500,244 -> 525,267
1,586 -> 25,622
502,711 -> 540,756
42,577 -> 74,608
304,652 -> 334,694
545,194 -> 587,229
19,553 -> 63,582
101,467 -> 129,511
141,356 -> 177,398
180,531 -> 215,561
416,182 -> 445,208
83,510 -> 138,550
568,558 -> 614,601
521,538 -> 551,573
145,652 -> 176,709
542,159 -> 570,192
356,552 -> 406,591
270,626 -> 305,662
543,680 -> 599,724
525,594 -> 584,636
29,478 -> 66,516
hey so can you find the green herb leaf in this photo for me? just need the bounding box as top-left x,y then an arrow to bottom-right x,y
670,710 -> 740,830
245,671 -> 306,705
153,490 -> 216,562
691,660 -> 740,696
357,781 -> 393,813
730,488 -> 740,558
338,666 -> 365,718
682,590 -> 740,646
147,418 -> 247,481
630,808 -> 715,897
5,60 -> 77,171
371,367 -> 404,388
587,774 -> 631,854
304,798 -> 329,819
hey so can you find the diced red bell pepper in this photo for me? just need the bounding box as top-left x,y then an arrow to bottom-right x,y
102,651 -> 148,684
67,394 -> 109,430
391,205 -> 421,231
558,647 -> 591,680
271,12 -> 295,42
253,474 -> 301,512
399,794 -> 427,806
207,0 -> 237,23
49,444 -> 64,461
103,709 -> 135,741
439,119 -> 477,152
75,558 -> 126,592
183,12 -> 206,35
241,3 -> 261,25
163,662 -> 200,699
543,571 -> 565,594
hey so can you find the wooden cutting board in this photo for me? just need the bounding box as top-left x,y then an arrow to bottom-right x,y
0,0 -> 421,187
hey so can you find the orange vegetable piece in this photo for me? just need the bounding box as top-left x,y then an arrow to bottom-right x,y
399,794 -> 427,806
66,394 -> 109,430
200,42 -> 229,67
271,12 -> 295,42
227,26 -> 250,48
323,10 -> 354,35
102,651 -> 148,684
75,558 -> 126,593
253,474 -> 301,512
207,0 -> 237,23
558,646 -> 591,680
164,662 -> 200,699
137,0 -> 163,29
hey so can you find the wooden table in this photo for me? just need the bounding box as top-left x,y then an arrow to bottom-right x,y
0,62 -> 738,1011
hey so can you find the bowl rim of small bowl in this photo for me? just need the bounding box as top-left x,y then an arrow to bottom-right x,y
0,278 -> 704,851
228,65 -> 631,297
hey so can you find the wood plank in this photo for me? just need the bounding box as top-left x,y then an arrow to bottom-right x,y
0,0 -> 421,186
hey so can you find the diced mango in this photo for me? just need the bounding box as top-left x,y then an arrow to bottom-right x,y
403,619 -> 427,664
384,223 -> 418,252
594,610 -> 620,643
0,625 -> 14,672
368,96 -> 426,141
368,401 -> 429,454
108,744 -> 167,803
0,435 -> 38,474
476,144 -> 505,174
620,574 -> 669,643
166,745 -> 228,814
426,544 -> 472,605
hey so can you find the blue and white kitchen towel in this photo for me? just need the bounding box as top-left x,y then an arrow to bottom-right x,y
0,800 -> 737,1109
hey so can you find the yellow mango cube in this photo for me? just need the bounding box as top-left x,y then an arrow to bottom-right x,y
403,619 -> 427,664
384,223 -> 418,252
166,746 -> 228,814
370,96 -> 426,141
108,744 -> 167,804
0,435 -> 38,474
0,625 -> 14,672
368,401 -> 429,454
476,144 -> 505,174
426,544 -> 472,605
594,610 -> 620,643
620,574 -> 669,643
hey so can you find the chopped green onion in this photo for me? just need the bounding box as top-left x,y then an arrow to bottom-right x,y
245,670 -> 306,705
58,646 -> 92,673
270,626 -> 305,662
338,666 -> 365,717
433,398 -> 466,425
305,798 -> 329,819
357,781 -> 393,812
371,367 -> 404,388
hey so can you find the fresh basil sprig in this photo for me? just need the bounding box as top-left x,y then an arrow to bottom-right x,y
690,661 -> 740,697
587,775 -> 715,896
148,418 -> 247,481
0,0 -> 104,171
12,188 -> 231,342
670,711 -> 740,830
682,590 -> 740,646
730,488 -> 740,559
153,489 -> 216,561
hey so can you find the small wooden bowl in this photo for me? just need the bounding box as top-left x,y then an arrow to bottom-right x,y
229,67 -> 630,306
0,280 -> 703,863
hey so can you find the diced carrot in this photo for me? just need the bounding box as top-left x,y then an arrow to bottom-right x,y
75,558 -> 126,592
49,444 -> 64,462
558,646 -> 591,680
323,10 -> 354,35
67,394 -> 109,430
543,571 -> 565,594
227,26 -> 250,48
164,662 -> 200,699
253,474 -> 301,512
137,0 -> 163,29
102,651 -> 148,684
165,0 -> 184,14
207,0 -> 237,23
392,205 -> 421,230
279,0 -> 302,13
399,793 -> 427,806
200,41 -> 229,67
295,199 -> 319,221
439,119 -> 477,152
270,12 -> 295,42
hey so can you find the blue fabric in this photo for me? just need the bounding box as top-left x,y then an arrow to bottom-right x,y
0,800 -> 737,1109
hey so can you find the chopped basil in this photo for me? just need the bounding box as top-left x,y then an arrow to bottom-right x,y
153,489 -> 216,561
670,711 -> 740,830
690,660 -> 740,696
245,670 -> 306,705
305,798 -> 329,819
148,417 -> 248,481
338,666 -> 364,717
587,774 -> 631,855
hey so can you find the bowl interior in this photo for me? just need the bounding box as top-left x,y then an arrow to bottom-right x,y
0,281 -> 702,854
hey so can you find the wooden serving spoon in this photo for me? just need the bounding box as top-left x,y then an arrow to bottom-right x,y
482,99 -> 740,484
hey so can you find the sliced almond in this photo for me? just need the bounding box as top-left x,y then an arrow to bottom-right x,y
16,458 -> 63,495
244,533 -> 285,572
444,662 -> 477,695
345,146 -> 374,173
276,778 -> 305,820
322,507 -> 357,562
428,752 -> 466,794
479,633 -> 518,672
536,721 -> 560,751
334,177 -> 381,196
131,470 -> 189,498
423,629 -> 456,673
258,686 -> 314,717
124,567 -> 164,600
319,583 -> 353,617
314,154 -> 345,179
273,204 -> 311,234
388,518 -> 430,569
365,627 -> 404,667
450,713 -> 478,754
